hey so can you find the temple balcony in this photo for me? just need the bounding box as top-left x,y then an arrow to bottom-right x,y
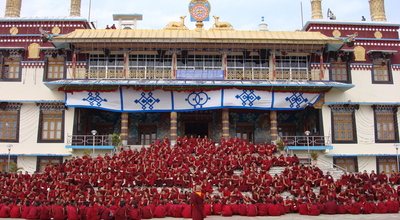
65,134 -> 115,150
280,135 -> 333,151
73,69 -> 320,81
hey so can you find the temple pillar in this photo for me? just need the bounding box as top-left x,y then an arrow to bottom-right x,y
222,108 -> 230,139
270,52 -> 278,80
120,49 -> 131,79
270,110 -> 278,142
121,113 -> 129,145
219,50 -> 231,79
169,50 -> 180,79
72,51 -> 77,79
319,52 -> 324,80
170,112 -> 178,142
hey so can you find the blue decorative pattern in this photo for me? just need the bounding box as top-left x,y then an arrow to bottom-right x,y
285,93 -> 309,108
185,91 -> 211,109
82,92 -> 108,107
134,92 -> 160,110
235,90 -> 261,107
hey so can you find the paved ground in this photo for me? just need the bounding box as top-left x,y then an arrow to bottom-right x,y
163,213 -> 396,220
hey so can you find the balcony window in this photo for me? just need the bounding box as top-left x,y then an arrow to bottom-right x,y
276,56 -> 309,80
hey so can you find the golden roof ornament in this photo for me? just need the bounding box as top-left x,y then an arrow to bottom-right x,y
164,16 -> 189,30
189,0 -> 211,31
210,15 -> 234,31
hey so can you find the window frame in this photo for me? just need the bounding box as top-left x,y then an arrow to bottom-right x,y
330,105 -> 358,144
373,105 -> 398,143
36,156 -> 62,173
0,109 -> 20,143
236,123 -> 255,143
329,60 -> 352,83
275,55 -> 309,80
333,157 -> 358,173
0,55 -> 22,82
43,56 -> 66,81
376,156 -> 398,174
37,109 -> 65,143
138,123 -> 157,145
0,156 -> 17,173
371,58 -> 393,84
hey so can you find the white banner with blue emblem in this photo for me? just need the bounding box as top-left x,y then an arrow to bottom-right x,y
65,88 -> 322,112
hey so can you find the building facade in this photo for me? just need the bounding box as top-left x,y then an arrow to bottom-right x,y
0,0 -> 399,174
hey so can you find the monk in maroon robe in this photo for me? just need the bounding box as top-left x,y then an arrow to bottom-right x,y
190,186 -> 204,220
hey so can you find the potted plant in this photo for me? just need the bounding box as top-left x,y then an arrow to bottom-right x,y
110,133 -> 123,151
310,151 -> 319,165
275,138 -> 286,154
9,162 -> 22,173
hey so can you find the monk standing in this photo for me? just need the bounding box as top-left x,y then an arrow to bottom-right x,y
190,185 -> 205,220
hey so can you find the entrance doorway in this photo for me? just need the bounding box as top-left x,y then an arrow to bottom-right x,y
185,122 -> 209,138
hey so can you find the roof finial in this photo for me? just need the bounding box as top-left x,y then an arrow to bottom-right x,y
70,0 -> 82,17
5,0 -> 22,17
311,0 -> 323,20
369,0 -> 387,21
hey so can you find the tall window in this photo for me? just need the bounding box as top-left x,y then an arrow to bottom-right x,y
129,53 -> 172,79
331,105 -> 357,143
377,157 -> 398,174
371,58 -> 393,84
45,57 -> 65,80
227,50 -> 269,80
373,105 -> 398,143
329,52 -> 352,83
330,61 -> 351,83
88,54 -> 124,78
276,56 -> 309,80
38,110 -> 64,143
1,57 -> 21,81
139,124 -> 157,145
334,157 -> 357,173
236,124 -> 254,143
177,54 -> 221,70
37,157 -> 62,173
0,157 -> 17,172
0,109 -> 19,142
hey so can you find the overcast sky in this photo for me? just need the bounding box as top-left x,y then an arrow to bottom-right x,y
0,0 -> 399,31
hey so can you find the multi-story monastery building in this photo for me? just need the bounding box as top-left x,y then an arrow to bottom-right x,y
0,0 -> 399,173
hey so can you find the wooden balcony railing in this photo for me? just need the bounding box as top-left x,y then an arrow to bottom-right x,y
78,69 -> 316,81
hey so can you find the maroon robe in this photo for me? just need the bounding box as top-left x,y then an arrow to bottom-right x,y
190,192 -> 204,220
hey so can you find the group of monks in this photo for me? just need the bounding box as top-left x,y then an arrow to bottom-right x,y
0,136 -> 398,219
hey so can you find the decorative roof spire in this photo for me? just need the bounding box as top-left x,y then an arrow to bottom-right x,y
70,0 -> 82,17
311,0 -> 323,20
5,0 -> 22,17
369,0 -> 387,21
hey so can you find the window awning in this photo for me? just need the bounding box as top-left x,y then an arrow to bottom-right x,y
367,50 -> 397,54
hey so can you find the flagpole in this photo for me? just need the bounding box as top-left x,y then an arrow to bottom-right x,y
88,0 -> 92,22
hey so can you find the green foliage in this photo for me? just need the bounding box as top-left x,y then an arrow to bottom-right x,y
9,162 -> 22,173
83,149 -> 91,157
110,133 -> 122,147
275,138 -> 285,151
310,151 -> 319,160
